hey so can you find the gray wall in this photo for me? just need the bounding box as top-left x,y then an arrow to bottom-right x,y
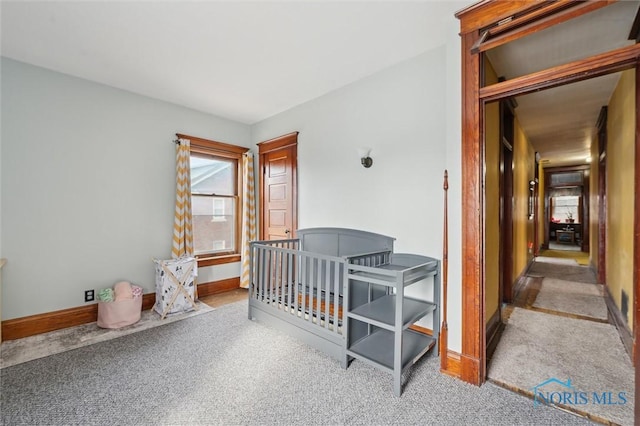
0,58 -> 250,319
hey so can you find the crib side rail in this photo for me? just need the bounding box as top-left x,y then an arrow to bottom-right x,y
249,242 -> 345,334
248,243 -> 396,335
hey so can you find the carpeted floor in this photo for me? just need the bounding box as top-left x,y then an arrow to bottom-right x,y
1,301 -> 594,426
488,308 -> 634,425
533,278 -> 607,320
539,249 -> 589,266
0,302 -> 213,369
528,258 -> 597,283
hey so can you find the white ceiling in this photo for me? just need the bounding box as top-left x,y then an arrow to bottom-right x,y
0,0 -> 465,125
2,1 -> 638,166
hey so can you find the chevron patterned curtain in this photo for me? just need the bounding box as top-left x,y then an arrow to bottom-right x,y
240,152 -> 256,288
172,138 -> 194,259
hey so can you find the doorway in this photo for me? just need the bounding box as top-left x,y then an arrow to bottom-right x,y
258,132 -> 298,240
454,0 -> 640,387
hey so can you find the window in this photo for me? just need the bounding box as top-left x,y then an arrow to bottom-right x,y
177,133 -> 249,262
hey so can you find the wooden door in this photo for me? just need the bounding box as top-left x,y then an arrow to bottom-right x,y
597,108 -> 607,284
500,102 -> 514,303
258,132 -> 298,240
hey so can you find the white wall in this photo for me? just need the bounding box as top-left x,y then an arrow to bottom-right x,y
443,12 -> 463,354
0,58 -> 250,319
252,40 -> 463,352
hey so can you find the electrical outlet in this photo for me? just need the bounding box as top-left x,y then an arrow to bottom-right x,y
84,289 -> 95,302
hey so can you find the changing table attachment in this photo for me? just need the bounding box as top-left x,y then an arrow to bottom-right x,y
344,253 -> 440,396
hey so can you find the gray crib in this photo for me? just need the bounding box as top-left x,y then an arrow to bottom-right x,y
248,227 -> 440,396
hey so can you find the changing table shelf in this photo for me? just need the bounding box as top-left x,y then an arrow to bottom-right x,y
344,253 -> 440,397
347,328 -> 436,373
348,295 -> 436,331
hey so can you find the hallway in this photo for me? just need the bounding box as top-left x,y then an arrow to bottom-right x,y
487,255 -> 634,425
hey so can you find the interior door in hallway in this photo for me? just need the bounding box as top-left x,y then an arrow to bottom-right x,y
258,132 -> 298,240
500,102 -> 515,303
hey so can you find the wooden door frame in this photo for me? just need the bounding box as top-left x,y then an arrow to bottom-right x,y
597,106 -> 608,284
257,132 -> 299,240
455,0 -> 640,386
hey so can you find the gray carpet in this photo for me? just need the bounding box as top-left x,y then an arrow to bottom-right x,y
533,278 -> 607,320
1,301 -> 594,425
528,259 -> 597,284
0,302 -> 213,369
488,308 -> 634,425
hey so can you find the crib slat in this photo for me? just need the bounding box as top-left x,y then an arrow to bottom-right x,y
316,258 -> 322,327
324,259 -> 330,330
276,249 -> 282,309
334,261 -> 341,333
286,251 -> 292,313
300,255 -> 307,318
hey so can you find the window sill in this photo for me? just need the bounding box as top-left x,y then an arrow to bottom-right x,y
196,254 -> 241,268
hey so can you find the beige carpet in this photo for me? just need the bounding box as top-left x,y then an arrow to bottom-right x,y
533,278 -> 608,320
528,258 -> 597,284
488,308 -> 634,425
0,302 -> 214,369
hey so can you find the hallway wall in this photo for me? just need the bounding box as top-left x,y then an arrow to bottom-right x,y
589,128 -> 600,273
606,68 -> 636,330
484,61 -> 500,324
513,118 -> 536,280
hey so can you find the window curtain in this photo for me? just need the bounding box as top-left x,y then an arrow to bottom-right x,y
240,152 -> 256,288
172,138 -> 194,259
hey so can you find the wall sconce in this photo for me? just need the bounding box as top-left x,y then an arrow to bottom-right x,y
358,148 -> 373,168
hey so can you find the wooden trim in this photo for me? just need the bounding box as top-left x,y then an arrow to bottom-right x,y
181,133 -> 248,259
604,286 -> 634,361
408,324 -> 433,336
257,132 -> 299,154
258,132 -> 299,241
597,107 -> 608,284
1,278 -> 239,341
485,308 -> 504,362
440,171 -> 450,371
457,0 -> 638,388
460,28 -> 485,386
196,254 -> 241,268
440,350 -> 462,379
456,0 -> 610,36
2,303 -> 100,341
476,1 -> 612,54
629,5 -> 640,42
479,43 -> 640,103
634,64 -> 640,402
196,277 -> 241,298
176,133 -> 249,156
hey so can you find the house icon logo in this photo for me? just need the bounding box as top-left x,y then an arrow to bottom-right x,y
530,377 -> 574,406
531,377 -> 628,407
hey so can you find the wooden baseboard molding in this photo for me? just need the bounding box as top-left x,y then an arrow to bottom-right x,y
604,286 -> 633,360
1,277 -> 240,341
486,309 -> 504,361
197,277 -> 240,297
440,349 -> 482,385
441,350 -> 462,379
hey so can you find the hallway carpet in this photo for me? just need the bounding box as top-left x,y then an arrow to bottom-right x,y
539,249 -> 590,266
488,307 -> 634,425
533,278 -> 607,320
528,258 -> 597,283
